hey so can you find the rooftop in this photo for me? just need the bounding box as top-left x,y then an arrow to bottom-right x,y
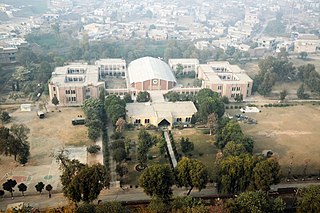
128,57 -> 177,84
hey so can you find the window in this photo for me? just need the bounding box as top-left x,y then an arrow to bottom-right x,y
135,119 -> 141,124
71,90 -> 76,94
66,90 -> 70,94
176,118 -> 182,122
185,117 -> 191,122
53,87 -> 56,92
237,87 -> 241,91
145,119 -> 150,124
217,85 -> 222,90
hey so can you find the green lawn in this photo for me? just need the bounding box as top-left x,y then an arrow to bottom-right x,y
171,128 -> 218,180
121,128 -> 170,186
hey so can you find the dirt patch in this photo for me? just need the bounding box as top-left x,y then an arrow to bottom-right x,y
0,105 -> 91,191
238,104 -> 320,175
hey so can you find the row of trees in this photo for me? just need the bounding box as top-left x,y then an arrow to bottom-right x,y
253,56 -> 320,97
1,179 -> 53,198
214,118 -> 281,194
82,98 -> 104,141
0,124 -> 30,164
105,95 -> 126,125
139,157 -> 208,200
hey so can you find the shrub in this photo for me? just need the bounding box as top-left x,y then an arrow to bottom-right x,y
87,145 -> 101,154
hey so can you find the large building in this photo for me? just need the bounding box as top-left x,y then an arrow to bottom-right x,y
127,57 -> 177,91
95,58 -> 126,78
126,101 -> 197,128
168,58 -> 199,74
48,63 -> 105,106
198,62 -> 253,99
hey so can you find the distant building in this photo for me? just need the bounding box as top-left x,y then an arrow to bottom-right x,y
294,40 -> 320,53
126,101 -> 197,128
198,62 -> 253,99
255,37 -> 277,51
0,45 -> 17,63
95,58 -> 126,78
48,63 -> 104,106
127,57 -> 177,91
168,58 -> 199,74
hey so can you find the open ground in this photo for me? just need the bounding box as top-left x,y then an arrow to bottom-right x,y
0,106 -> 92,196
230,104 -> 320,176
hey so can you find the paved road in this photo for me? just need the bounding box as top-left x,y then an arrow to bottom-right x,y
2,182 -> 320,211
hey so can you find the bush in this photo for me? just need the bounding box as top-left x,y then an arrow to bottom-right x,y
201,129 -> 210,134
234,106 -> 239,109
225,106 -> 229,109
87,145 -> 101,154
230,106 -> 234,109
221,96 -> 230,104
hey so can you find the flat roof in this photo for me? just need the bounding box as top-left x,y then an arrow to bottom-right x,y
168,58 -> 199,64
50,64 -> 104,87
95,58 -> 126,65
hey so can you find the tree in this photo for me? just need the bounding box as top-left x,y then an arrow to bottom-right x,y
115,117 -> 126,133
217,154 -> 254,194
196,89 -> 225,121
0,111 -> 10,124
279,89 -> 287,101
63,163 -> 109,203
113,148 -> 127,163
207,113 -> 218,135
148,197 -> 170,213
221,96 -> 229,104
165,91 -> 180,102
297,185 -> 320,213
95,201 -> 130,213
18,183 -> 27,196
123,93 -> 133,103
137,91 -> 150,102
3,179 -> 17,198
175,157 -> 208,195
10,124 -> 30,164
45,184 -> 53,198
226,190 -> 285,213
115,164 -> 128,178
180,137 -> 194,154
223,141 -> 246,157
172,196 -> 209,213
252,158 -> 281,192
51,96 -> 59,109
297,84 -> 308,99
0,190 -> 4,198
35,182 -> 45,195
234,94 -> 243,102
139,164 -> 174,200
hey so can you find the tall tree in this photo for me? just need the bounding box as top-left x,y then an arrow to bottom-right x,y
18,183 -> 27,196
226,190 -> 285,213
136,91 -> 150,102
139,164 -> 174,200
45,184 -> 53,198
297,185 -> 320,213
175,157 -> 208,195
3,179 -> 17,198
279,89 -> 287,101
180,137 -> 194,154
115,117 -> 126,133
35,182 -> 45,195
65,164 -> 109,203
207,113 -> 218,135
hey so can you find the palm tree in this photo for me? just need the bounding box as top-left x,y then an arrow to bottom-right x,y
18,183 -> 27,197
45,184 -> 53,198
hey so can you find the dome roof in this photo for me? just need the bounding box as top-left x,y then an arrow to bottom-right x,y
128,57 -> 177,84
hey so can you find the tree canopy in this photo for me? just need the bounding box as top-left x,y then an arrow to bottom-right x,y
175,157 -> 208,195
139,164 -> 174,200
297,185 -> 320,213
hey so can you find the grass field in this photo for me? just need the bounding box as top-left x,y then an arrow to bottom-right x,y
171,128 -> 218,179
233,104 -> 320,176
122,129 -> 169,186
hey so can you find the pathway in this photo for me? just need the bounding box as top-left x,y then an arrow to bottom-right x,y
107,121 -> 119,187
163,131 -> 177,168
